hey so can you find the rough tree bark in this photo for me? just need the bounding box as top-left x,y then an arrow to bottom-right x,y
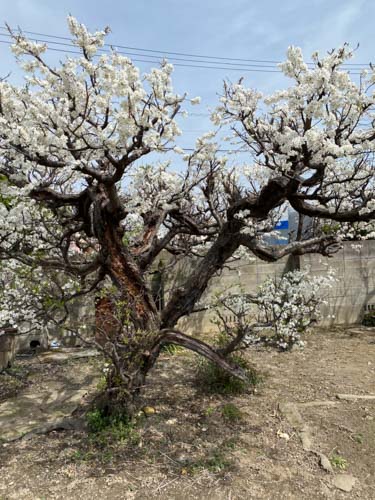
91,187 -> 162,415
91,192 -> 251,415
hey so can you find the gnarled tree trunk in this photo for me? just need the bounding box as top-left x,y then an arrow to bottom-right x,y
92,189 -> 248,416
95,295 -> 160,416
92,193 -> 162,416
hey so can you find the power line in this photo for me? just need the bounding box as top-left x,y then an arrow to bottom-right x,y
0,28 -> 370,154
0,26 -> 284,64
0,39 -> 282,73
0,37 -> 363,75
0,32 -> 281,69
0,26 -> 370,70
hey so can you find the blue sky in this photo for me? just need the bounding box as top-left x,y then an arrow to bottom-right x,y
0,0 -> 372,148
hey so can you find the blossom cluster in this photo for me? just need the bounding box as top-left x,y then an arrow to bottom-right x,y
214,45 -> 375,229
0,260 -> 80,331
212,269 -> 336,351
255,269 -> 336,348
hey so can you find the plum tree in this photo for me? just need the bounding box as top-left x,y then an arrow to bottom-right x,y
0,19 -> 374,414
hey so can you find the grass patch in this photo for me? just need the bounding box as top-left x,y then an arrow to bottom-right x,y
221,403 -> 243,423
186,438 -> 238,475
330,453 -> 348,470
86,408 -> 141,448
196,353 -> 262,395
161,343 -> 185,356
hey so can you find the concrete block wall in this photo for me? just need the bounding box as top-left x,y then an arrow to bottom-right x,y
3,241 -> 373,357
13,295 -> 96,352
303,240 -> 375,326
179,241 -> 375,335
177,254 -> 298,335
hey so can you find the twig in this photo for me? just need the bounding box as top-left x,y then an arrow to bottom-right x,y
158,451 -> 181,466
156,475 -> 180,492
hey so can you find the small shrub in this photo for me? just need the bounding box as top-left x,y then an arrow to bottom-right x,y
161,343 -> 184,356
221,403 -> 242,423
330,454 -> 348,470
196,353 -> 262,395
86,408 -> 110,433
362,311 -> 375,327
85,408 -> 140,447
110,419 -> 140,445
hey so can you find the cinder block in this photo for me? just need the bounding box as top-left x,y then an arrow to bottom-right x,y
343,241 -> 369,260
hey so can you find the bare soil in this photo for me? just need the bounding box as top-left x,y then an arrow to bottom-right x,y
0,327 -> 374,499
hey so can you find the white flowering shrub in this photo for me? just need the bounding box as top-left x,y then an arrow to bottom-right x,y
256,270 -> 335,349
212,270 -> 335,352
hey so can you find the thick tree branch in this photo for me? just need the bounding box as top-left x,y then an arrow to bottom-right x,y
238,233 -> 340,262
157,329 -> 248,381
227,176 -> 298,220
161,220 -> 242,327
289,196 -> 375,223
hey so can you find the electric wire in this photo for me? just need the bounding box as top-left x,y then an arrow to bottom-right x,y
0,27 -> 369,74
0,26 -> 369,66
0,39 -> 283,73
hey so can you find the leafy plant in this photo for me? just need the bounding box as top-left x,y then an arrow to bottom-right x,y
196,352 -> 261,395
362,310 -> 375,327
86,408 -> 110,434
86,407 -> 141,447
330,453 -> 348,470
221,403 -> 243,423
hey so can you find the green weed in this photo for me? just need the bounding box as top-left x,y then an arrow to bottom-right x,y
187,439 -> 238,474
196,353 -> 262,395
85,408 -> 141,447
330,453 -> 348,470
221,403 -> 243,423
71,450 -> 95,462
204,406 -> 216,417
161,343 -> 185,356
353,433 -> 364,444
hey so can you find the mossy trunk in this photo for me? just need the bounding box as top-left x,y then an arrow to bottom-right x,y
95,220 -> 161,417
102,333 -> 161,417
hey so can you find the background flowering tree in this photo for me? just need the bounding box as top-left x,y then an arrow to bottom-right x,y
0,19 -> 374,414
211,270 -> 336,354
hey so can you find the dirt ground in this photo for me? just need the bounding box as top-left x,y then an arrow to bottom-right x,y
0,326 -> 374,500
